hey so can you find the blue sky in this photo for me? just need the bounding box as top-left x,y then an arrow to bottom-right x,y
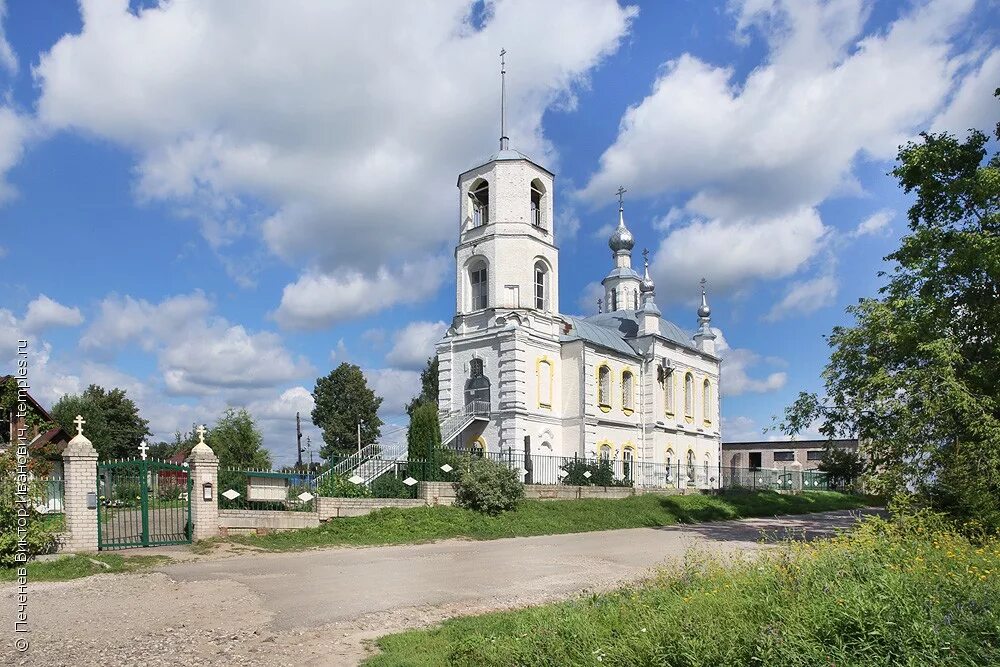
1,0 -> 997,464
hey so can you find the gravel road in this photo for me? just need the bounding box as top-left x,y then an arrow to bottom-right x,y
3,508 -> 878,667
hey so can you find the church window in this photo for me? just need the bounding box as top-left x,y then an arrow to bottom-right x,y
599,443 -> 612,462
534,262 -> 548,310
537,358 -> 553,409
470,179 -> 489,227
470,262 -> 488,310
664,371 -> 674,415
687,449 -> 696,482
530,179 -> 545,228
622,447 -> 634,484
703,380 -> 712,423
465,358 -> 490,409
632,290 -> 638,310
622,370 -> 634,413
597,364 -> 611,410
665,448 -> 675,482
684,373 -> 694,417
609,289 -> 617,312
470,358 -> 484,377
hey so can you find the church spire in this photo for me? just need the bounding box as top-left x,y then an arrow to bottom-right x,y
639,249 -> 661,334
500,48 -> 509,151
693,278 -> 717,354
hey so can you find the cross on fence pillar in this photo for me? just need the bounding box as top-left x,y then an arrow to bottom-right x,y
62,415 -> 99,552
186,425 -> 219,541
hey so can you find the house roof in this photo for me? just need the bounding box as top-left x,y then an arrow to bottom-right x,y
458,147 -> 555,182
722,438 -> 858,451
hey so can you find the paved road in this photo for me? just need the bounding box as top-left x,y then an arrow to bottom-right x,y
6,508 -> 878,667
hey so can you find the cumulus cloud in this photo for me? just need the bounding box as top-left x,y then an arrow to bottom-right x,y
852,209 -> 894,238
764,273 -> 838,322
81,291 -> 312,395
386,321 -> 447,370
0,0 -> 16,75
274,257 -> 448,330
932,50 -> 1000,136
583,0 -> 979,301
0,106 -> 30,203
364,367 -> 421,418
22,295 -> 85,333
715,328 -> 787,396
35,0 -> 637,319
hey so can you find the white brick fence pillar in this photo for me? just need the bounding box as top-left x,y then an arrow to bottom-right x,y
186,427 -> 219,541
61,416 -> 98,553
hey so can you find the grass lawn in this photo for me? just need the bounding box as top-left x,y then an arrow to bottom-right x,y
0,553 -> 171,582
229,490 -> 875,552
367,512 -> 1000,666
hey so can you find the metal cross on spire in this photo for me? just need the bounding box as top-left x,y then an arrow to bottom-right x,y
616,185 -> 627,211
500,48 -> 509,150
642,247 -> 650,266
73,414 -> 85,436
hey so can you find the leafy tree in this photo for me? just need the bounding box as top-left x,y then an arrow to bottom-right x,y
405,356 -> 439,417
51,384 -> 151,460
454,457 -> 524,515
818,447 -> 864,490
208,408 -> 271,470
779,95 -> 1000,530
311,363 -> 383,459
407,401 -> 441,462
147,441 -> 179,460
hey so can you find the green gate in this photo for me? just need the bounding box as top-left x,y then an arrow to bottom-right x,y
97,459 -> 193,550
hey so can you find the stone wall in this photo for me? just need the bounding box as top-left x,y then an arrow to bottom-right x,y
418,481 -> 688,506
218,509 -> 320,535
316,497 -> 426,520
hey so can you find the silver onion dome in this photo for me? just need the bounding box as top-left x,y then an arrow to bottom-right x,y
640,254 -> 655,293
698,280 -> 711,319
609,210 -> 635,253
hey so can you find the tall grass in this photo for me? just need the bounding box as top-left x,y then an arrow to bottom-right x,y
369,511 -> 1000,666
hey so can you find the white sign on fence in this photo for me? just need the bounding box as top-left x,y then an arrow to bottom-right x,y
247,475 -> 288,502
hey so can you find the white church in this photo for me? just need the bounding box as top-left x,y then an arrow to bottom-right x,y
435,81 -> 723,489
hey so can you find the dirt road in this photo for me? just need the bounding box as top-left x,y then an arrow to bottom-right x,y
4,509 -> 877,667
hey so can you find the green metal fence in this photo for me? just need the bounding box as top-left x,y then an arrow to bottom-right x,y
97,459 -> 192,550
219,468 -> 317,511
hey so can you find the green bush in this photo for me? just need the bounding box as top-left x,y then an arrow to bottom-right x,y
370,474 -> 412,499
559,458 -> 627,487
454,458 -> 524,515
0,452 -> 59,567
317,473 -> 371,498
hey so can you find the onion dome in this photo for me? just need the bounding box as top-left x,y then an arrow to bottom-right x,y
698,280 -> 711,319
640,255 -> 655,293
609,208 -> 635,253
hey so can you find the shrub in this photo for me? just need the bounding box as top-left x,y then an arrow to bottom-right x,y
454,458 -> 523,515
0,451 -> 59,567
559,458 -> 627,487
370,474 -> 412,499
316,473 -> 371,498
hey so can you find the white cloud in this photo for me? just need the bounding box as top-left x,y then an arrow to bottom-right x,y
274,257 -> 448,330
764,273 -> 838,322
0,0 -> 16,76
35,0 -> 637,318
714,328 -> 787,396
651,208 -> 829,303
584,0 -> 978,300
386,321 -> 447,371
22,295 -> 84,333
852,209 -> 894,238
0,106 -> 30,203
932,50 -> 1000,136
364,367 -> 421,418
81,291 -> 312,395
576,281 -> 606,315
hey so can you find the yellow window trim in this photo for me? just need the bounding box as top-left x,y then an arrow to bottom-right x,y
596,361 -> 613,412
536,356 -> 554,410
620,368 -> 635,415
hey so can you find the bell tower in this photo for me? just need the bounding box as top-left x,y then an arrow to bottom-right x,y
453,51 -> 559,320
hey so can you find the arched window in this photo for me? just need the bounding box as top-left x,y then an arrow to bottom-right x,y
599,443 -> 612,462
622,370 -> 634,413
534,261 -> 548,310
530,178 -> 545,228
684,373 -> 694,417
622,447 -> 634,484
665,448 -> 675,482
686,449 -> 696,482
465,358 -> 490,409
469,260 -> 488,310
632,290 -> 638,310
537,358 -> 553,409
469,179 -> 489,227
597,365 -> 611,410
703,380 -> 712,423
470,436 -> 486,458
664,370 -> 674,416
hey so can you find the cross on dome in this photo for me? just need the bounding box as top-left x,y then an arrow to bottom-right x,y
73,414 -> 85,436
196,424 -> 207,445
616,185 -> 627,210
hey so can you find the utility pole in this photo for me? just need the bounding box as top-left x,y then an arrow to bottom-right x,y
296,411 -> 303,469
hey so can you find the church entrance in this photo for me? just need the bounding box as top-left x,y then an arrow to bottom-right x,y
464,358 -> 491,412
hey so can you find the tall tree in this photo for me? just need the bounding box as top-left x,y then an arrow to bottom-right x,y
779,95 -> 1000,530
51,385 -> 151,460
311,363 -> 383,459
407,401 -> 441,462
405,356 -> 439,417
208,408 -> 271,470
